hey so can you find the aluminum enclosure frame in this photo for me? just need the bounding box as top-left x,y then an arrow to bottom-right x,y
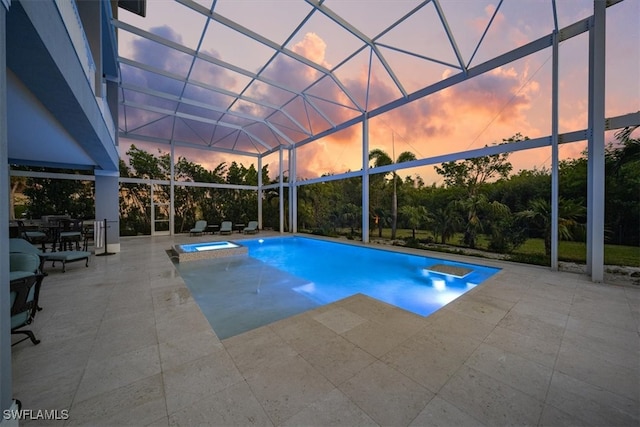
113,0 -> 638,282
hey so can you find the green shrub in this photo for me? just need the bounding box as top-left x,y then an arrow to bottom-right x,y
403,237 -> 423,249
507,253 -> 549,266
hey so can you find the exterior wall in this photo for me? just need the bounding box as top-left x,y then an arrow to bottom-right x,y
6,0 -> 118,171
0,2 -> 11,419
2,0 -> 120,416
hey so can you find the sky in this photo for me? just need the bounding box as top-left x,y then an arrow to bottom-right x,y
116,0 -> 639,185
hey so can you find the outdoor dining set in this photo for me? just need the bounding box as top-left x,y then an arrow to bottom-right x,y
9,215 -> 93,253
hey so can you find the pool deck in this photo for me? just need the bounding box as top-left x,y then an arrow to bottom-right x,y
11,232 -> 639,426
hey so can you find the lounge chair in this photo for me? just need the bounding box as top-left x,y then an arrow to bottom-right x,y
219,221 -> 233,235
243,221 -> 259,234
10,238 -> 90,273
9,238 -> 47,273
190,220 -> 207,236
10,253 -> 44,346
47,251 -> 91,273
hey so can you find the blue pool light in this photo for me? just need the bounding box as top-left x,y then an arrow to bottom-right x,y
239,236 -> 499,317
176,236 -> 500,339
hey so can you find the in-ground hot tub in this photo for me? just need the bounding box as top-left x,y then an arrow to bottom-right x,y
173,241 -> 247,262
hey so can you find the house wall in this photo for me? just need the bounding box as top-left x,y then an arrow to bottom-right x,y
0,3 -> 11,418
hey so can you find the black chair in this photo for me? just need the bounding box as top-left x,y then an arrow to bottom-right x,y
9,253 -> 45,346
16,220 -> 48,252
58,219 -> 83,251
82,223 -> 94,251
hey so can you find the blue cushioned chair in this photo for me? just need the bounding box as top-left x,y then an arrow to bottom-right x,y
10,253 -> 44,346
16,220 -> 49,252
190,220 -> 207,236
243,221 -> 259,234
219,221 -> 233,235
10,238 -> 90,273
58,219 -> 83,251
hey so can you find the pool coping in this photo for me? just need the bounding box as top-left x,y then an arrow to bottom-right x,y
173,240 -> 248,262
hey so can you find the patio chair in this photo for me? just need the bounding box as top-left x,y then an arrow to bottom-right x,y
47,251 -> 91,273
81,222 -> 94,251
190,220 -> 207,236
58,218 -> 83,251
10,253 -> 45,346
9,238 -> 47,274
243,221 -> 259,234
10,237 -> 90,273
16,220 -> 49,252
219,221 -> 233,235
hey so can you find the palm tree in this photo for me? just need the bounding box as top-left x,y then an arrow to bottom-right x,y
400,205 -> 431,240
371,207 -> 391,238
454,193 -> 486,249
369,148 -> 416,239
430,203 -> 460,244
340,203 -> 361,235
518,198 -> 585,256
611,125 -> 639,173
454,194 -> 511,249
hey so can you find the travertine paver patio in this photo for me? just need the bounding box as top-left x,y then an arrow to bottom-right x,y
10,233 -> 640,426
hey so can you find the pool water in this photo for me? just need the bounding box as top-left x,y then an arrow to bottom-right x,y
241,236 -> 499,317
174,236 -> 499,339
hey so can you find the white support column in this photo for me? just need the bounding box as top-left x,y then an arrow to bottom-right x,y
150,182 -> 155,233
94,170 -> 121,253
291,146 -> 298,233
257,156 -> 263,229
551,30 -> 559,271
169,142 -> 175,235
279,147 -> 284,233
586,0 -> 606,282
362,115 -> 370,243
288,148 -> 293,233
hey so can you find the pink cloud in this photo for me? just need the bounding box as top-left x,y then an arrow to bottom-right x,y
292,32 -> 330,68
442,66 -> 532,122
470,4 -> 505,35
280,40 -> 545,180
120,27 -> 596,185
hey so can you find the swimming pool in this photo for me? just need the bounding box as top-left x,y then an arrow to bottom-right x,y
174,236 -> 500,339
241,236 -> 499,316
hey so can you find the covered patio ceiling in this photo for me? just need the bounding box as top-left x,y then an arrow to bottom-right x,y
115,0 -> 596,159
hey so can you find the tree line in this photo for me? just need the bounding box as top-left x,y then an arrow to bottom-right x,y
296,130 -> 639,253
11,127 -> 638,252
118,145 -> 272,235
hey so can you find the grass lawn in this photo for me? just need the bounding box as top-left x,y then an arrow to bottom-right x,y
349,228 -> 640,267
511,239 -> 640,267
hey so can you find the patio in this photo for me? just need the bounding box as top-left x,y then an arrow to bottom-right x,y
11,233 -> 639,426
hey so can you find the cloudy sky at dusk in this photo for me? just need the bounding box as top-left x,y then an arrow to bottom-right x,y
117,0 -> 639,184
